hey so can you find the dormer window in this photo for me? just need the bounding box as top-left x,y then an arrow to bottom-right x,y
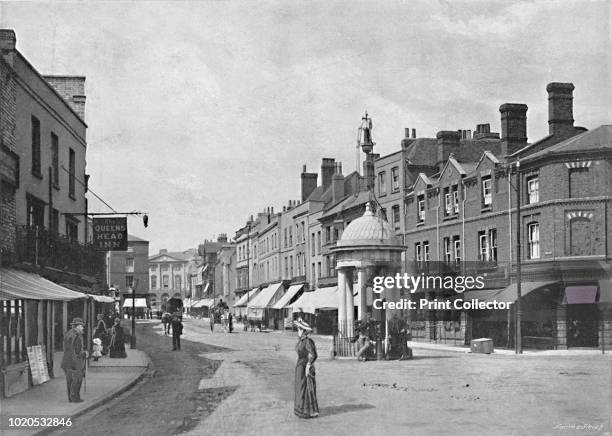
482,177 -> 492,207
417,195 -> 426,222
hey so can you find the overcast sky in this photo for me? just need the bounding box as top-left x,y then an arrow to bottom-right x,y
1,0 -> 610,254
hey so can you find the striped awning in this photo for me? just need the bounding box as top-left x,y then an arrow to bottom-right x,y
89,294 -> 116,303
272,284 -> 304,309
0,268 -> 88,301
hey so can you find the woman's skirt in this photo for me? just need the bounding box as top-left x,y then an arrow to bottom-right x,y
294,363 -> 319,418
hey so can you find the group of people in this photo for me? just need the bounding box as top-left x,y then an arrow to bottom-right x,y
60,314 -> 128,403
352,313 -> 413,361
93,313 -> 127,359
208,309 -> 233,333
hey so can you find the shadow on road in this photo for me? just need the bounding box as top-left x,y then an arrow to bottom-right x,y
319,403 -> 375,417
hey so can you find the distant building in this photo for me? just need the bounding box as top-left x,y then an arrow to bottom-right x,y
107,234 -> 149,308
148,249 -> 193,312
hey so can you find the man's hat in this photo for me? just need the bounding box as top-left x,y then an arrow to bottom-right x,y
71,317 -> 84,326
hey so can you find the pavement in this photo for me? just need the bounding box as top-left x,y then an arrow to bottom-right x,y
0,343 -> 150,436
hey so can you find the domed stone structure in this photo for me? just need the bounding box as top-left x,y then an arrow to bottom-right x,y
331,202 -> 406,344
337,203 -> 401,247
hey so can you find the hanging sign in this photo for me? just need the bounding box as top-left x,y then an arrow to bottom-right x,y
26,345 -> 50,385
93,217 -> 128,251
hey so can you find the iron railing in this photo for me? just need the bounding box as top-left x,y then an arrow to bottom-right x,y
15,226 -> 105,280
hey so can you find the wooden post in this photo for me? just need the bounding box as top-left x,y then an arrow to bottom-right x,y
51,301 -> 56,376
47,301 -> 53,377
62,301 -> 68,350
37,300 -> 44,346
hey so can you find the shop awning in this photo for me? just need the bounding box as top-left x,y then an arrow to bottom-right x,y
0,267 -> 89,301
461,281 -> 557,303
89,294 -> 116,303
192,298 -> 214,308
122,298 -> 148,308
290,286 -> 356,314
272,284 -> 304,309
233,288 -> 260,307
562,285 -> 599,305
247,282 -> 285,309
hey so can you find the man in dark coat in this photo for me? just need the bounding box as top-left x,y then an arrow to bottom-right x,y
171,316 -> 183,351
61,318 -> 88,402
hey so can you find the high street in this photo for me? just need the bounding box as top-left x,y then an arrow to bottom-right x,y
53,318 -> 611,435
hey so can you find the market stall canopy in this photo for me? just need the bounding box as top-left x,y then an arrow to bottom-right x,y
290,286 -> 358,314
0,267 -> 89,301
122,298 -> 148,308
233,288 -> 261,307
247,282 -> 284,309
272,284 -> 304,310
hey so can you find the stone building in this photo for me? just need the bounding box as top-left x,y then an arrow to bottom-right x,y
148,249 -> 193,311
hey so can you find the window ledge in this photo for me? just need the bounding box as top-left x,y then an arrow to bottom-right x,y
443,215 -> 458,222
416,221 -> 425,227
69,193 -> 76,201
31,170 -> 43,180
378,193 -> 387,198
481,206 -> 492,213
53,183 -> 60,191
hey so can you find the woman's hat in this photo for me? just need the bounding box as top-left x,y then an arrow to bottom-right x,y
71,317 -> 84,326
294,318 -> 312,331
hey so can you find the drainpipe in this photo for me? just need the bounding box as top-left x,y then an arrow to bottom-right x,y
461,180 -> 466,275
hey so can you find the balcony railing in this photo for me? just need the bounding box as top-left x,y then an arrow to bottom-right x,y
15,226 -> 106,281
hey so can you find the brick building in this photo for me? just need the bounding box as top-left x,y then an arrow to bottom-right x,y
107,234 -> 149,313
396,82 -> 612,350
0,29 -> 108,395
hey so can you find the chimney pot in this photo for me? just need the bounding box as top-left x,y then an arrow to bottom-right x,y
404,128 -> 410,138
412,128 -> 416,138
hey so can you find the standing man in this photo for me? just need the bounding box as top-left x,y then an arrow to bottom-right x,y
61,318 -> 89,402
171,315 -> 183,351
209,310 -> 215,332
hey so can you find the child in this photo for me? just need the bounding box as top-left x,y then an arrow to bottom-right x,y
92,337 -> 103,361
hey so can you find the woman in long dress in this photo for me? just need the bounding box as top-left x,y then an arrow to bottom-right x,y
109,318 -> 127,358
294,319 -> 319,418
93,314 -> 108,355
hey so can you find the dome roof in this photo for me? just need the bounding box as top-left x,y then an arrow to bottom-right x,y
337,202 -> 401,247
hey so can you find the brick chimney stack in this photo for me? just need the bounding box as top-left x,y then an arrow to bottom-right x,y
300,164 -> 318,201
331,163 -> 344,204
499,103 -> 528,156
321,158 -> 335,191
436,131 -> 461,170
0,29 -> 16,66
43,76 -> 87,121
547,82 -> 575,137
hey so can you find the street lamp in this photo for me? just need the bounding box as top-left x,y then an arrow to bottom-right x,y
515,160 -> 522,354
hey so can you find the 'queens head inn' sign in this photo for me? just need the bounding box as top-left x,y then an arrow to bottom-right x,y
93,217 -> 128,251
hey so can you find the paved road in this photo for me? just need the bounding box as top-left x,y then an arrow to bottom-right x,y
54,318 -> 612,436
56,320 -> 233,436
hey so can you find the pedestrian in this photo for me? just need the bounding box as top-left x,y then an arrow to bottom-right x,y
109,318 -> 127,358
162,312 -> 171,334
93,314 -> 109,355
294,318 -> 319,419
228,312 -> 233,333
171,316 -> 183,351
91,338 -> 103,361
61,318 -> 89,403
209,311 -> 215,332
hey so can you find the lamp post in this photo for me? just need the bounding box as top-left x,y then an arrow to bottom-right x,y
130,278 -> 139,349
515,160 -> 522,354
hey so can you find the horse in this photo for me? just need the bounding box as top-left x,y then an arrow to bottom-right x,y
161,312 -> 172,335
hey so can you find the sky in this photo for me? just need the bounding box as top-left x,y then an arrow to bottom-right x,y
1,0 -> 610,254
